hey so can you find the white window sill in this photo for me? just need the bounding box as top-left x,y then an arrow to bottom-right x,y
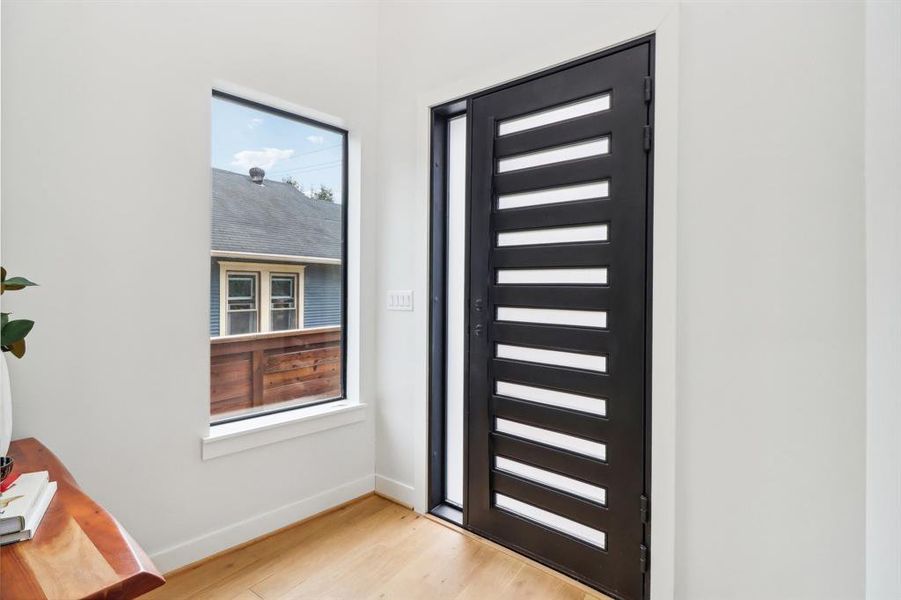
202,401 -> 367,460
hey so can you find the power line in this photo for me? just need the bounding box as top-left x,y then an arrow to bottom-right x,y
270,160 -> 342,176
267,145 -> 342,174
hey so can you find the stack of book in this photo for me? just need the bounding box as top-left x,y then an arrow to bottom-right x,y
0,471 -> 57,545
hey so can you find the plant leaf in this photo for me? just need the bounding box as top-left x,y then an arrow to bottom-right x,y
8,339 -> 26,358
1,320 -> 34,347
0,313 -> 7,329
2,277 -> 37,287
1,277 -> 38,294
0,267 -> 6,282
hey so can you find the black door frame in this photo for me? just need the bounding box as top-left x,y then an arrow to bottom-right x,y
427,34 -> 655,599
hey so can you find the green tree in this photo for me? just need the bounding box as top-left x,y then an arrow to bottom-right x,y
312,185 -> 335,203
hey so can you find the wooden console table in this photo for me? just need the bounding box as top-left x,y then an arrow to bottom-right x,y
1,438 -> 165,599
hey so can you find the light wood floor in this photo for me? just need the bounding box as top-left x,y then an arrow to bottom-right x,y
145,494 -> 611,600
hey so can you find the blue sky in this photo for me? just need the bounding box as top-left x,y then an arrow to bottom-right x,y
211,96 -> 343,201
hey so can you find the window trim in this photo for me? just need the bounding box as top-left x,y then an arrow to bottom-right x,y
203,400 -> 367,461
270,273 -> 299,331
213,89 -> 348,136
205,89 -> 352,437
217,261 -> 305,337
225,271 -> 260,335
209,88 -> 350,432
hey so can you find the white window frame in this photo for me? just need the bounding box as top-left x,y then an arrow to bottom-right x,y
225,271 -> 260,335
218,261 -> 305,337
269,273 -> 300,332
204,82 -> 364,462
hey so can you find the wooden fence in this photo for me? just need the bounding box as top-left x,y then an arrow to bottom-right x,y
210,327 -> 342,418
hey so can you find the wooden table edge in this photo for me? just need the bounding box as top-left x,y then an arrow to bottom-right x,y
3,437 -> 166,599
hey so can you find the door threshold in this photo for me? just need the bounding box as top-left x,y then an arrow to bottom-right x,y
422,512 -> 615,600
429,502 -> 463,526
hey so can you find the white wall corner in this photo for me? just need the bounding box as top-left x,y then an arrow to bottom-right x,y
149,474 -> 375,573
648,6 -> 680,600
375,474 -> 417,509
865,1 -> 901,599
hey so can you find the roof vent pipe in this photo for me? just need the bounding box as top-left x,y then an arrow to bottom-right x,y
249,167 -> 265,184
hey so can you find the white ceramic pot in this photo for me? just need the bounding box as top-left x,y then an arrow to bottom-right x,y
0,352 -> 11,457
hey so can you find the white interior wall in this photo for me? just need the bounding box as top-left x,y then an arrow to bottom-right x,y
374,2 -> 867,599
0,0 -> 379,571
865,2 -> 901,599
674,4 -> 865,598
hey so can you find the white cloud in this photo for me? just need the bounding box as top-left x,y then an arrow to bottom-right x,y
231,147 -> 295,171
247,117 -> 264,129
306,135 -> 325,145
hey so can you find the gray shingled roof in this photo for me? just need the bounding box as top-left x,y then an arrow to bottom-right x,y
212,168 -> 342,260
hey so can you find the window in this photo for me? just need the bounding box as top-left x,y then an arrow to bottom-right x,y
210,91 -> 347,424
227,272 -> 259,335
426,102 -> 468,524
270,275 -> 297,331
217,262 -> 305,336
445,114 -> 467,509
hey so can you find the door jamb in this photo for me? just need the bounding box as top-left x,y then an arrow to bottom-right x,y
427,100 -> 467,518
426,34 -> 662,600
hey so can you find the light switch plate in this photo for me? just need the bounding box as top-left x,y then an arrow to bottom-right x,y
387,290 -> 414,311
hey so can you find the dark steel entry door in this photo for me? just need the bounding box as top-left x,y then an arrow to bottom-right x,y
465,40 -> 653,600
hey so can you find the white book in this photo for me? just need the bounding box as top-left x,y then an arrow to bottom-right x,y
0,482 -> 57,545
0,471 -> 50,535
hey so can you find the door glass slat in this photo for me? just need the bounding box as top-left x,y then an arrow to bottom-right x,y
495,494 -> 606,549
496,343 -> 607,372
496,381 -> 607,416
495,456 -> 607,505
497,181 -> 609,210
497,94 -> 611,136
497,138 -> 609,173
497,224 -> 608,247
495,418 -> 606,461
496,267 -> 608,285
496,307 -> 607,328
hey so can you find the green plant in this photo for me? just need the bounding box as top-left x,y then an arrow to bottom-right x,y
312,185 -> 334,203
1,267 -> 37,358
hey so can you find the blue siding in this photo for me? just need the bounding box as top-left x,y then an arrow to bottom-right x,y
304,264 -> 342,327
210,258 -> 220,336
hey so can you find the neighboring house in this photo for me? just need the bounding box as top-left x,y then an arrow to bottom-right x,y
210,167 -> 342,337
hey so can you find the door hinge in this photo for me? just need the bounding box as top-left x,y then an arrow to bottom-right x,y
643,125 -> 653,152
640,544 -> 649,573
640,494 -> 650,524
644,76 -> 653,103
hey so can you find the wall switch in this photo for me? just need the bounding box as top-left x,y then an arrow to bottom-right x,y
387,290 -> 414,311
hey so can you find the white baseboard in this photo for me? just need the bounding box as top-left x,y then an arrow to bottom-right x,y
150,474 -> 375,573
374,474 -> 416,508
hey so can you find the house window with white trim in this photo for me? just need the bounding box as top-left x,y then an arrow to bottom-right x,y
217,263 -> 305,337
210,91 -> 347,424
270,274 -> 298,331
226,272 -> 259,335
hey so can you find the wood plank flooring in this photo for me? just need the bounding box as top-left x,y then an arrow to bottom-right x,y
145,495 -> 611,600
